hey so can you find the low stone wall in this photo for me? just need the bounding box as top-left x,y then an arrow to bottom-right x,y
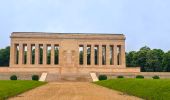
0,67 -> 61,73
77,67 -> 140,73
98,72 -> 170,79
0,67 -> 140,81
0,72 -> 42,80
0,67 -> 140,73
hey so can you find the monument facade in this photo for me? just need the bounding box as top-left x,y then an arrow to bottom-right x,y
9,32 -> 140,73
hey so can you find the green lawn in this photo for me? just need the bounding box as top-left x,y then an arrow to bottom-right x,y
94,79 -> 170,100
0,80 -> 46,100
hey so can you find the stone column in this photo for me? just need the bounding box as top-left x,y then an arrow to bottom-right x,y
91,45 -> 94,66
27,43 -> 32,65
99,45 -> 102,66
35,44 -> 39,65
83,44 -> 87,66
51,44 -> 55,65
114,45 -> 118,66
106,45 -> 110,65
43,44 -> 47,65
112,46 -> 114,65
121,45 -> 126,67
10,43 -> 15,66
19,43 -> 24,65
78,45 -> 80,66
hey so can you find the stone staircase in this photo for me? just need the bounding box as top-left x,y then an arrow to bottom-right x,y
90,73 -> 99,82
46,73 -> 92,82
39,73 -> 48,82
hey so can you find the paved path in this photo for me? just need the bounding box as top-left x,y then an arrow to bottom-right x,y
9,82 -> 142,100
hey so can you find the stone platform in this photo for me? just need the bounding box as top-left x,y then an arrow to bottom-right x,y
1,67 -> 170,81
0,67 -> 140,81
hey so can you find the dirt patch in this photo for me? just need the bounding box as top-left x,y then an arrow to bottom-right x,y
9,82 -> 142,100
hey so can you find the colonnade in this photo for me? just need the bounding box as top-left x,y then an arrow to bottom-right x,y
79,44 -> 126,66
10,43 -> 125,67
10,43 -> 59,66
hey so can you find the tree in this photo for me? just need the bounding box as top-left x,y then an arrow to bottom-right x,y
136,46 -> 150,71
126,51 -> 137,67
0,46 -> 10,66
140,46 -> 151,51
146,49 -> 164,72
162,51 -> 170,72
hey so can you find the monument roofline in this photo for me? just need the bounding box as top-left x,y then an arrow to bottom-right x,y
11,32 -> 126,40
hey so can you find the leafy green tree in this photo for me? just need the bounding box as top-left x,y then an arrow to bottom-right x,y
136,46 -> 150,71
126,51 -> 137,67
0,46 -> 10,66
146,49 -> 164,72
140,46 -> 151,51
162,51 -> 170,72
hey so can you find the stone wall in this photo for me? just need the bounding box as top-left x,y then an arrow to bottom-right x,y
98,72 -> 170,79
0,67 -> 140,74
0,72 -> 41,80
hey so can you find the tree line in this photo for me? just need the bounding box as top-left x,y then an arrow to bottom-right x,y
126,46 -> 170,72
0,46 -> 170,72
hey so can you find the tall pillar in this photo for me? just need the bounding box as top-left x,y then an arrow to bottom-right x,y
121,45 -> 126,67
19,43 -> 24,65
83,44 -> 87,66
27,43 -> 32,65
51,44 -> 55,65
91,45 -> 94,66
35,44 -> 39,65
112,46 -> 114,65
43,44 -> 47,65
76,45 -> 80,67
99,45 -> 102,66
106,45 -> 110,65
114,45 -> 118,66
10,43 -> 15,66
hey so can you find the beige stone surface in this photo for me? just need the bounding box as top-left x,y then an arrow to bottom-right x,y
9,82 -> 142,100
0,67 -> 140,73
10,33 -> 126,67
8,32 -> 140,74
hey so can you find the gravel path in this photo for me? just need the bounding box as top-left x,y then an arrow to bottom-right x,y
9,82 -> 142,100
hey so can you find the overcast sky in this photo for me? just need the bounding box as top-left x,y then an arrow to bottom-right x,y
0,0 -> 170,52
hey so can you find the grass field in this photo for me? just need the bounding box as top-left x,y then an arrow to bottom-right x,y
94,79 -> 170,100
0,80 -> 46,100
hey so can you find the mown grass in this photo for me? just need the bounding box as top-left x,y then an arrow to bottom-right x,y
94,79 -> 170,100
0,80 -> 46,100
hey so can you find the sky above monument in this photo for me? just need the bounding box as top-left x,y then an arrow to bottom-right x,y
0,0 -> 170,52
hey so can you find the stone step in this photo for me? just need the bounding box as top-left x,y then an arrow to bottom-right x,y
46,73 -> 92,82
39,73 -> 48,82
90,73 -> 99,82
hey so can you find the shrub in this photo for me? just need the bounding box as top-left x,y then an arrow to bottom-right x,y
136,75 -> 144,79
117,75 -> 124,78
10,75 -> 17,80
32,75 -> 39,81
98,75 -> 107,81
152,75 -> 160,79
